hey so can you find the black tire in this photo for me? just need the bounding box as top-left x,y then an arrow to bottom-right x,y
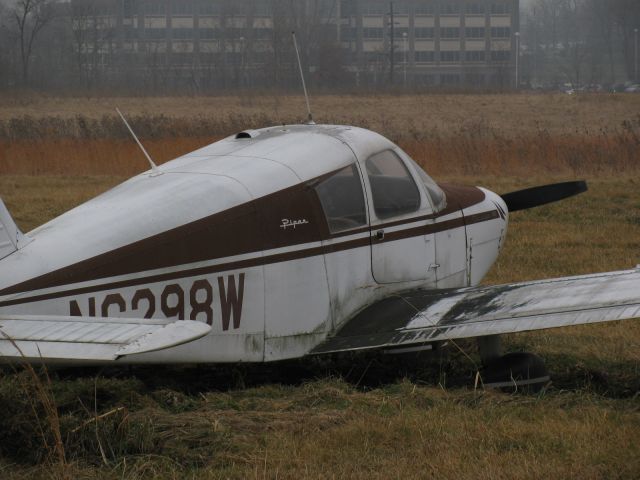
482,352 -> 550,393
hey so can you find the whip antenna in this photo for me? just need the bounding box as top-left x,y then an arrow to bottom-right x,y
116,108 -> 162,176
291,31 -> 315,125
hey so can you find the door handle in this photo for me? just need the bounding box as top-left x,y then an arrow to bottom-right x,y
376,230 -> 385,241
429,263 -> 440,270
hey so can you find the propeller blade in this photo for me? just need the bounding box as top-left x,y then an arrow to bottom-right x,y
501,181 -> 588,212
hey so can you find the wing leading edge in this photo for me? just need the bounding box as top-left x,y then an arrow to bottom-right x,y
312,268 -> 640,355
0,315 -> 211,363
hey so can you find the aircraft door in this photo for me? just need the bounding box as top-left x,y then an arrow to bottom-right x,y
434,222 -> 468,289
365,150 -> 437,285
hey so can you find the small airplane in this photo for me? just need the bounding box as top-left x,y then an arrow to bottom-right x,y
0,120 -> 638,389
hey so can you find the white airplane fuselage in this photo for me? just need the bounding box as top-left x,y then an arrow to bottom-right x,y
0,125 -> 508,363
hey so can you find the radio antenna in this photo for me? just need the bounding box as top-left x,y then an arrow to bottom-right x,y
116,108 -> 162,176
291,31 -> 315,125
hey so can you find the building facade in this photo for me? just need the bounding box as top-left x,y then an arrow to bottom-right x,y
70,0 -> 520,90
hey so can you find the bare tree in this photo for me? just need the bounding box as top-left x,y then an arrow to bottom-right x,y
557,0 -> 589,86
0,2 -> 12,87
11,0 -> 55,85
610,0 -> 640,81
71,1 -> 114,89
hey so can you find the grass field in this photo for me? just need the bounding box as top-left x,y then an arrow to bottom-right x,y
1,92 -> 639,137
0,94 -> 639,479
1,93 -> 638,177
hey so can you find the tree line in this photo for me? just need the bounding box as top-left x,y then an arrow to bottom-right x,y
522,0 -> 640,87
0,0 -> 347,93
1,0 -> 639,93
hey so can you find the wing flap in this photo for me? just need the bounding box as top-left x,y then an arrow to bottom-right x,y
0,315 -> 211,362
312,269 -> 640,355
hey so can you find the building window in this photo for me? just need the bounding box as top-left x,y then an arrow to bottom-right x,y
364,51 -> 386,64
491,3 -> 511,14
254,28 -> 271,40
415,51 -> 435,63
198,1 -> 222,15
144,1 -> 165,15
361,3 -> 388,15
123,0 -> 136,17
441,74 -> 461,85
173,52 -> 195,64
415,4 -> 435,15
415,74 -> 436,85
172,1 -> 194,15
465,27 -> 485,38
415,27 -> 434,39
363,27 -> 384,39
440,27 -> 460,39
172,28 -> 193,39
440,4 -> 461,15
341,25 -> 356,40
393,27 -> 409,38
465,50 -> 485,62
465,73 -> 486,85
466,3 -> 486,14
145,28 -> 167,40
340,0 -> 357,17
199,28 -> 219,39
254,3 -> 271,16
226,52 -> 241,65
394,3 -> 409,14
124,25 -> 138,40
491,50 -> 510,61
440,51 -> 460,62
491,27 -> 511,38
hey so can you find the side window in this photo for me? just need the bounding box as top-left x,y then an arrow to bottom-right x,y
365,150 -> 421,219
314,164 -> 367,233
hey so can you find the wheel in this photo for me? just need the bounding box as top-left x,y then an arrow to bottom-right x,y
482,352 -> 550,393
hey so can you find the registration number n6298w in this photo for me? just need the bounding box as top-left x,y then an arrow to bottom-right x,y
69,274 -> 245,330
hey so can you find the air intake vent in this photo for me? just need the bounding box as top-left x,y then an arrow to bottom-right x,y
235,129 -> 261,140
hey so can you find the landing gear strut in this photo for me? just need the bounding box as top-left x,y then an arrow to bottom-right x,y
476,335 -> 550,392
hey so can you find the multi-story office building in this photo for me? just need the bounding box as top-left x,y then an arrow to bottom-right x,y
342,0 -> 519,87
69,0 -> 519,89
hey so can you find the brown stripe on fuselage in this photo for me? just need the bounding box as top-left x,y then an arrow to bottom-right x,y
0,178 -> 487,301
0,210 -> 498,308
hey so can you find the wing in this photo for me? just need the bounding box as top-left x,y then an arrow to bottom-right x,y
312,268 -> 640,355
0,315 -> 211,363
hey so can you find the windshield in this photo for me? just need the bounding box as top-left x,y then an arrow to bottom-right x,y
406,157 -> 447,212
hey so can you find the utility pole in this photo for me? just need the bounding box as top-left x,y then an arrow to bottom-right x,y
240,36 -> 246,88
635,28 -> 638,83
389,1 -> 395,85
515,31 -> 520,89
403,31 -> 407,87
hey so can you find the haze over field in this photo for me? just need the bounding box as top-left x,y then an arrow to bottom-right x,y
0,0 -> 639,93
0,2 -> 639,480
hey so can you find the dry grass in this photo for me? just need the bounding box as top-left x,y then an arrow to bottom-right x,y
2,128 -> 639,177
0,174 -> 639,479
1,92 -> 639,137
0,93 -> 639,479
0,93 -> 638,177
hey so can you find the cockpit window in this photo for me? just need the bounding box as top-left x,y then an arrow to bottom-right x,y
406,157 -> 447,212
314,164 -> 367,233
365,150 -> 421,219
